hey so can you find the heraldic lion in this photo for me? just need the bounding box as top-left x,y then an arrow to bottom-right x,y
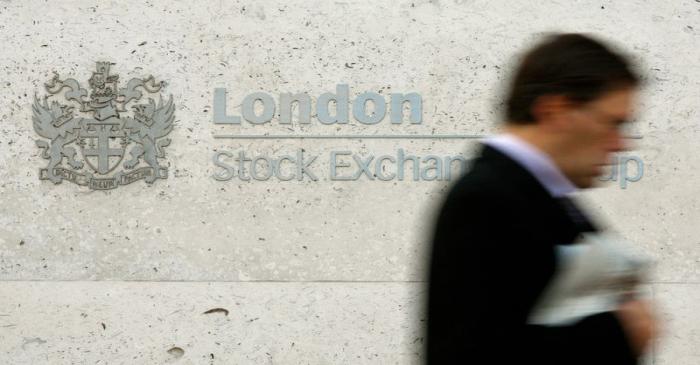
32,97 -> 84,183
122,95 -> 175,183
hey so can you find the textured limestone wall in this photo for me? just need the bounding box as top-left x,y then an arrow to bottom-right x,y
0,0 -> 698,363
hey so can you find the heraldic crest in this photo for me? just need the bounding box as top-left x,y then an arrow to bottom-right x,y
32,62 -> 175,190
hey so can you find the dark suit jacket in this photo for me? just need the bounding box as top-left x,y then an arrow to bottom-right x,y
425,143 -> 638,364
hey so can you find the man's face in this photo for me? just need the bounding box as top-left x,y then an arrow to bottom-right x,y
559,87 -> 636,188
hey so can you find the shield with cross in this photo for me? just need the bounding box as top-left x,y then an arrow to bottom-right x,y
78,118 -> 127,175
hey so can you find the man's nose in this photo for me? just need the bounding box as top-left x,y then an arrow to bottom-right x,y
610,128 -> 630,153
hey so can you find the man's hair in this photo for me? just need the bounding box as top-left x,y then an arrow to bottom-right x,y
505,33 -> 641,124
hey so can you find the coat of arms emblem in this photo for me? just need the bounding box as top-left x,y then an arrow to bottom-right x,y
32,61 -> 175,190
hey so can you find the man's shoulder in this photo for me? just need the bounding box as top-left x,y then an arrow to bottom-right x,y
447,146 -> 530,200
436,143 -> 558,224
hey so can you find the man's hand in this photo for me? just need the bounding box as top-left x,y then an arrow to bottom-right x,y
615,299 -> 660,357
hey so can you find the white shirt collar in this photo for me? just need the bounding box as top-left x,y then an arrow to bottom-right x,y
482,133 -> 578,197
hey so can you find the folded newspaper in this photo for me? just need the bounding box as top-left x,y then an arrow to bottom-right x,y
527,230 -> 653,326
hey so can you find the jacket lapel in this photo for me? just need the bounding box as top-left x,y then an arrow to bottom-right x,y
473,143 -> 599,244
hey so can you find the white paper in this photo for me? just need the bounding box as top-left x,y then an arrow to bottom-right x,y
527,231 -> 652,326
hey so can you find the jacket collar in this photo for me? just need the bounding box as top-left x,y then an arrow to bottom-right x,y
473,142 -> 599,237
482,133 -> 577,198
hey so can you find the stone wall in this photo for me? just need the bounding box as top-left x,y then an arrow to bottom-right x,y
0,1 -> 698,363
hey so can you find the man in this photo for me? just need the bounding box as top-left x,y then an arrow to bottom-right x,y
425,33 -> 657,364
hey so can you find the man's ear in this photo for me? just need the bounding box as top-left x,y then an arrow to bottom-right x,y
530,94 -> 574,131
